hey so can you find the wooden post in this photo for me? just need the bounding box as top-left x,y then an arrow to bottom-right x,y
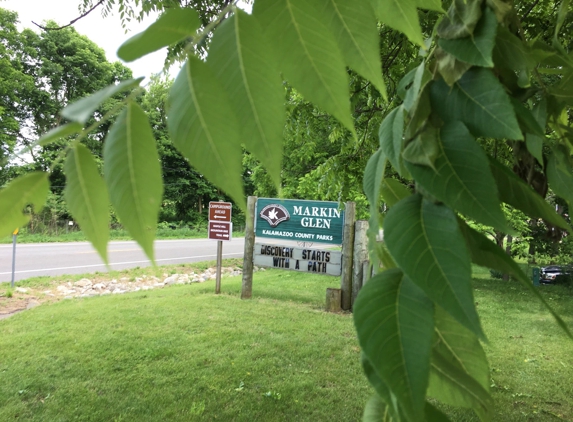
241,196 -> 257,299
215,240 -> 222,294
340,202 -> 356,311
352,220 -> 369,308
362,260 -> 371,286
325,288 -> 342,312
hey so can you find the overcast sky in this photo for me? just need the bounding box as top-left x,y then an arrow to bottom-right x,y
2,0 -> 169,81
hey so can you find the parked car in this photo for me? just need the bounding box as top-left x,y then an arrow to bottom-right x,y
540,265 -> 573,284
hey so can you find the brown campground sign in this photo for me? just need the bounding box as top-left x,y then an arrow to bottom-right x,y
208,202 -> 232,241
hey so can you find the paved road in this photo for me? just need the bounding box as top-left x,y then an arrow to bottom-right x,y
0,238 -> 245,282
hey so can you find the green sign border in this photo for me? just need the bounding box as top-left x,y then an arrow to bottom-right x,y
255,198 -> 345,245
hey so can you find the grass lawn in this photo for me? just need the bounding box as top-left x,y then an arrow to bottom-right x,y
0,265 -> 572,421
0,227 -> 245,244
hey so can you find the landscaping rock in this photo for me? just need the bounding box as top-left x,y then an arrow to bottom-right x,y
15,287 -> 28,293
164,275 -> 178,285
74,278 -> 92,288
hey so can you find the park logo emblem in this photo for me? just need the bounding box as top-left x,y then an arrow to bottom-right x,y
259,204 -> 290,227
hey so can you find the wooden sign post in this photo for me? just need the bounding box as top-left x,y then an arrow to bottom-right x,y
208,202 -> 232,294
11,228 -> 18,288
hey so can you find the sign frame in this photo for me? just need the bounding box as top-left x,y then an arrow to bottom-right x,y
255,198 -> 345,245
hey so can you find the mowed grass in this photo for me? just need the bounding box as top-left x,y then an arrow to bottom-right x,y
0,270 -> 368,421
0,227 -> 245,244
0,266 -> 572,421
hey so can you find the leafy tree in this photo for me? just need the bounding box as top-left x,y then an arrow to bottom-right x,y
1,1 -> 573,421
139,75 -> 223,223
0,8 -> 133,226
0,9 -> 36,166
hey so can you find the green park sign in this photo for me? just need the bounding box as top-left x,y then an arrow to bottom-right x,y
255,198 -> 345,245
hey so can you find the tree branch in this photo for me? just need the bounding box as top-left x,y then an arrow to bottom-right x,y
33,0 -> 105,31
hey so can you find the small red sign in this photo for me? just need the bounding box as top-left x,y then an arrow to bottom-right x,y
209,202 -> 232,222
208,221 -> 232,241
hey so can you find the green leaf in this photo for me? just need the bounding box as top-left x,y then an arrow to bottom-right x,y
458,220 -> 573,340
371,0 -> 425,47
354,269 -> 434,422
253,0 -> 355,134
363,394 -> 392,422
488,157 -> 571,233
402,125 -> 440,169
439,7 -> 497,67
424,402 -> 453,421
364,149 -> 387,269
364,149 -> 387,211
547,147 -> 573,209
525,99 -> 547,166
510,97 -> 544,137
404,83 -> 432,140
380,178 -> 411,208
361,355 -> 402,420
207,9 -> 285,188
406,121 -> 510,233
431,67 -> 523,140
384,194 -> 484,338
320,0 -> 386,97
435,48 -> 473,86
429,347 -> 492,421
486,0 -> 512,22
379,106 -> 407,177
62,78 -> 144,124
0,172 -> 49,238
167,56 -> 245,208
493,25 -> 536,72
429,306 -> 492,419
361,356 -> 453,422
37,123 -> 83,147
554,0 -> 571,49
437,0 -> 483,40
117,8 -> 200,62
403,62 -> 431,112
548,68 -> 573,104
103,102 -> 163,261
415,0 -> 444,12
397,68 -> 417,101
64,143 -> 110,264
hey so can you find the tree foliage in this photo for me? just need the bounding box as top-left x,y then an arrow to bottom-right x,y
1,0 -> 573,420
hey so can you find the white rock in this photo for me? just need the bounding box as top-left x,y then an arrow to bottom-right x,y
135,277 -> 143,282
101,290 -> 111,295
93,283 -> 106,290
112,290 -> 125,294
119,277 -> 128,282
142,286 -> 152,291
164,275 -> 178,285
15,287 -> 28,293
74,278 -> 92,288
177,275 -> 190,284
42,290 -> 52,294
56,285 -> 68,292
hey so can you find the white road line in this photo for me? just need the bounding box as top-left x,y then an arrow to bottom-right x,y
0,252 -> 243,275
0,238 -> 244,249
